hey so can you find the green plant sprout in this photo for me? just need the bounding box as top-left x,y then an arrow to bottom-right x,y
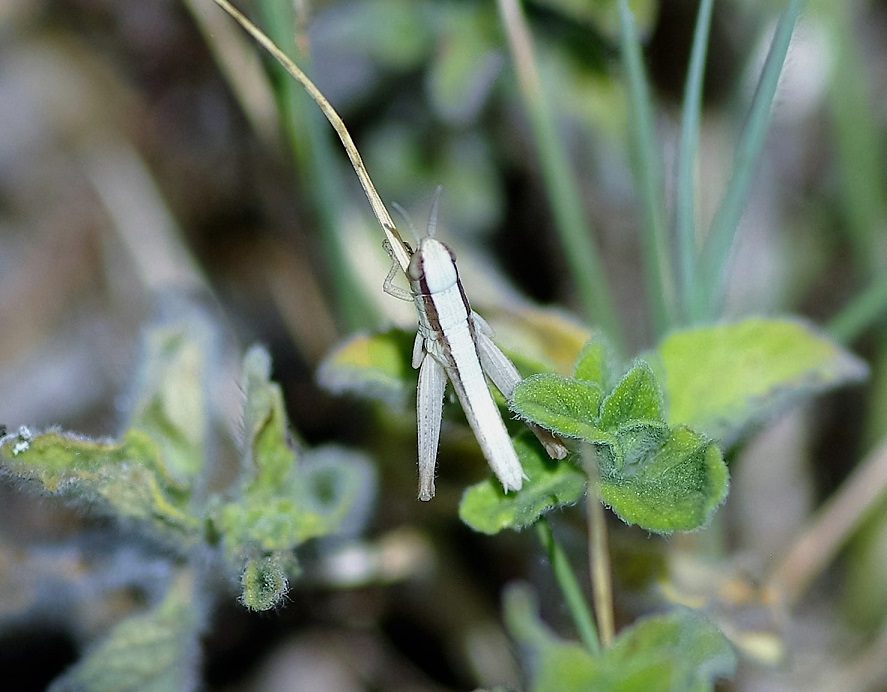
0,0 -> 879,689
0,317 -> 375,688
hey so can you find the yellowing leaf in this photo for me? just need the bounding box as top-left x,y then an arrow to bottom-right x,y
317,329 -> 415,406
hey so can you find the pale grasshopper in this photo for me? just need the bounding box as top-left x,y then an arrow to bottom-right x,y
212,0 -> 567,499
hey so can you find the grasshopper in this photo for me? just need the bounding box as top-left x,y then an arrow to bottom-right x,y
384,197 -> 566,499
212,0 -> 566,500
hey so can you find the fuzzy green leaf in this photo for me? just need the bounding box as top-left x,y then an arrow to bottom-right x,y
602,609 -> 737,692
657,317 -> 869,445
213,346 -> 376,596
572,335 -> 617,389
599,427 -> 728,533
598,361 -> 664,429
214,497 -> 321,554
240,345 -> 300,497
614,420 -> 670,469
0,428 -> 200,542
240,554 -> 294,612
316,329 -> 416,406
128,324 -> 209,484
213,447 -> 373,609
510,347 -> 727,532
214,448 -> 371,560
459,433 -> 586,534
511,374 -> 605,440
49,571 -> 203,692
0,321 -> 225,544
213,435 -> 373,611
504,583 -> 736,692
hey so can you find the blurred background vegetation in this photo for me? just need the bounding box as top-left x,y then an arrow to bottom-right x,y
1,0 -> 886,689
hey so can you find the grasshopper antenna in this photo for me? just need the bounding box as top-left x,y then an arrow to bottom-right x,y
427,185 -> 443,238
392,185 -> 444,242
391,202 -> 421,244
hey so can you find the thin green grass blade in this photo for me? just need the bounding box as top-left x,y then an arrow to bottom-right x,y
259,0 -> 376,331
617,0 -> 676,336
818,1 -> 887,277
694,0 -> 804,321
828,274 -> 887,345
675,0 -> 714,325
536,520 -> 601,654
496,0 -> 624,353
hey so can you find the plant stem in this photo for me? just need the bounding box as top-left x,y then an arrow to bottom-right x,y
675,0 -> 714,325
182,0 -> 279,144
496,0 -> 624,353
769,436 -> 887,606
584,446 -> 615,646
693,0 -> 804,321
819,1 -> 887,278
535,518 -> 600,654
259,0 -> 375,332
828,272 -> 887,344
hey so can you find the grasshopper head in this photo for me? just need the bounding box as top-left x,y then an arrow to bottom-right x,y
408,238 -> 459,294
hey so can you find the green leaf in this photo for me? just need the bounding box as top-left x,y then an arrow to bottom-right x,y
238,349 -> 373,529
214,497 -> 319,555
0,320 -> 228,544
213,447 -> 372,560
504,583 -> 736,692
212,347 -> 378,608
297,446 -> 377,535
615,420 -> 670,469
240,345 -> 299,497
598,361 -> 664,430
459,433 -> 586,534
212,447 -> 373,609
511,344 -> 728,532
240,554 -> 293,612
128,324 -> 209,484
316,329 -> 416,407
599,427 -> 728,533
656,317 -> 868,445
0,428 -> 200,542
504,583 -> 598,690
49,571 -> 204,692
573,335 -> 618,389
602,609 -> 736,692
511,374 -> 605,440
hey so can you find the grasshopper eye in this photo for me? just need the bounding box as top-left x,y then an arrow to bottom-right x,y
407,252 -> 424,282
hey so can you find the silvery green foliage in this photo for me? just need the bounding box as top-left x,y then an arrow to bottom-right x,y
0,314 -> 376,688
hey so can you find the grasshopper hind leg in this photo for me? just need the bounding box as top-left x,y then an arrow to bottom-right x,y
416,351 -> 447,501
